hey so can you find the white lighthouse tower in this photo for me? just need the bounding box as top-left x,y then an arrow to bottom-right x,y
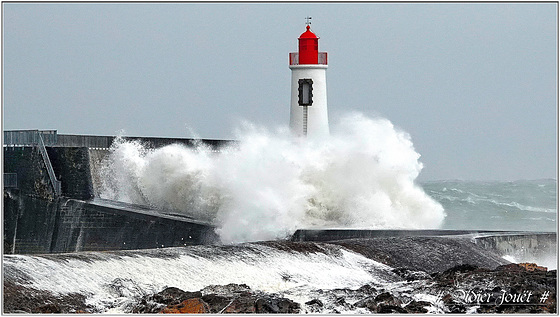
289,20 -> 329,138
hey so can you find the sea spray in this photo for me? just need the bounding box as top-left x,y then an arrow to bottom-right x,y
99,113 -> 445,243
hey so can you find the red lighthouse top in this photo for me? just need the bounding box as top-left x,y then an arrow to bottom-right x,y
298,25 -> 319,64
290,24 -> 327,66
299,25 -> 318,39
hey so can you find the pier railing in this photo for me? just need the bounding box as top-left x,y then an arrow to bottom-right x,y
4,130 -> 235,150
37,132 -> 62,196
4,130 -> 57,146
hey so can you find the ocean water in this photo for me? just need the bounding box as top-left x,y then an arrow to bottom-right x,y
423,179 -> 557,232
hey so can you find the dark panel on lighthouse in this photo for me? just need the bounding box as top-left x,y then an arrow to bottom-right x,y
298,78 -> 313,106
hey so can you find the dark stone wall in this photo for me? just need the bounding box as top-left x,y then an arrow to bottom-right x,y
3,147 -> 55,200
3,190 -> 61,254
46,147 -> 94,200
3,144 -> 220,255
53,199 -> 219,252
3,193 -> 219,254
474,233 -> 557,260
3,190 -> 20,253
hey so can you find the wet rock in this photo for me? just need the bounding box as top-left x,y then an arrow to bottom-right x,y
496,263 -> 526,272
36,303 -> 61,313
132,284 -> 300,314
255,296 -> 300,313
352,293 -> 404,313
404,300 -> 431,313
356,284 -> 377,295
354,296 -> 378,312
441,294 -> 467,313
305,298 -> 323,307
392,267 -> 432,281
130,298 -> 164,314
305,299 -> 324,313
160,298 -> 210,314
221,295 -> 256,313
333,296 -> 355,311
201,294 -> 232,313
374,292 -> 402,307
429,265 -> 557,314
437,264 -> 482,280
3,281 -> 95,314
377,304 -> 407,313
150,287 -> 202,306
201,283 -> 251,296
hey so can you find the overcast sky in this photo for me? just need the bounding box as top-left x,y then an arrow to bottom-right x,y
2,3 -> 557,181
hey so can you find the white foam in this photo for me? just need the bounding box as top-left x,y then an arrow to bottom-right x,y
502,255 -> 517,263
98,113 -> 446,243
4,244 -> 396,312
502,253 -> 557,270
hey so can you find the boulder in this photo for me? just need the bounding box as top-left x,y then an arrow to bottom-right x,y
160,298 -> 210,314
374,292 -> 402,307
392,267 -> 432,281
354,296 -> 378,312
255,297 -> 300,313
151,287 -> 202,306
404,300 -> 431,313
305,299 -> 324,313
221,295 -> 256,313
201,294 -> 232,313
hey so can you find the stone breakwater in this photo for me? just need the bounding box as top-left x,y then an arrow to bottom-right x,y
4,264 -> 556,314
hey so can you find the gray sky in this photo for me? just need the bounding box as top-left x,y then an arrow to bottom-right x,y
2,3 -> 557,181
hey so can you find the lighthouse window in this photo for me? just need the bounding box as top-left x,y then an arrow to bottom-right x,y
298,79 -> 313,106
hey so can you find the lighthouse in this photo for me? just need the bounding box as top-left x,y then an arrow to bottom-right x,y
289,20 -> 329,138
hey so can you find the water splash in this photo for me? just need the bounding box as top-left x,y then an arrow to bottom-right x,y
98,113 -> 445,243
3,243 -> 397,312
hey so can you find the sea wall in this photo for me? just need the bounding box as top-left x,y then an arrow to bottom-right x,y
47,147 -> 95,200
88,148 -> 109,195
3,146 -> 56,200
3,191 -> 219,254
3,146 -> 95,200
3,190 -> 61,253
474,233 -> 557,266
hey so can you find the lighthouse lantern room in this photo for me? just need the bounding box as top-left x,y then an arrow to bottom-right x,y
289,19 -> 329,138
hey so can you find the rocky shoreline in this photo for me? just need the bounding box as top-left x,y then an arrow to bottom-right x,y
4,263 -> 555,314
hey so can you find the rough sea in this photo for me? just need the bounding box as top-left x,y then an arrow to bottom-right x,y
424,179 -> 556,232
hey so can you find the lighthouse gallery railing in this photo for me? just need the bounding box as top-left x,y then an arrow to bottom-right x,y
289,52 -> 328,65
